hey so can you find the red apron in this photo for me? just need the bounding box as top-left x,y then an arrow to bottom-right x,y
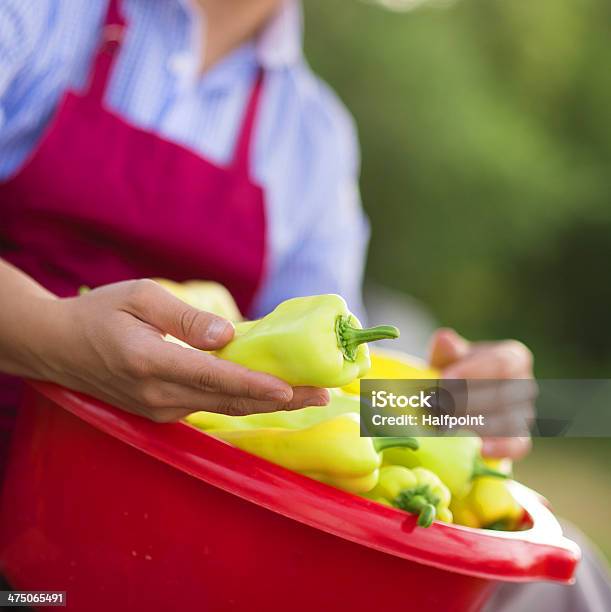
0,0 -> 267,473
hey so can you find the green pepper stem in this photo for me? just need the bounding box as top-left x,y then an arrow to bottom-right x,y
417,504 -> 437,528
473,457 -> 509,480
373,437 -> 419,452
336,316 -> 399,361
394,490 -> 437,528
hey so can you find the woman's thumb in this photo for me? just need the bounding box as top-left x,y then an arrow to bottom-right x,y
128,279 -> 235,350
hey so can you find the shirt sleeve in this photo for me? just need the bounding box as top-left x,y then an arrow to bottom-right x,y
0,0 -> 48,123
251,74 -> 370,322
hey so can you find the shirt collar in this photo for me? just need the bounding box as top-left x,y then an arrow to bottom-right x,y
177,0 -> 303,73
256,0 -> 303,69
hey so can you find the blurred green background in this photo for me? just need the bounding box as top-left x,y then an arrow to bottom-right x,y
305,0 -> 611,560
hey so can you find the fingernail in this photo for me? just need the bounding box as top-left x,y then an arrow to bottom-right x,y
265,389 -> 292,402
206,319 -> 232,342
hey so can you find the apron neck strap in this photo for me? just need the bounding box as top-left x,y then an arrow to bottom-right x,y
231,68 -> 265,176
86,3 -> 264,177
86,0 -> 127,102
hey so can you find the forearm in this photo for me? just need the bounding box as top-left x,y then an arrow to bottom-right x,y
0,259 -> 61,378
0,271 -> 323,420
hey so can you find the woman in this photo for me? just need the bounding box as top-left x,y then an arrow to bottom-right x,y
0,3 -> 534,484
3,2 -> 609,609
0,0 -> 533,452
0,0 -> 534,460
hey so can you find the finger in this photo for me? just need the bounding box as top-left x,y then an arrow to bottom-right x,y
482,436 -> 532,460
441,381 -> 536,437
460,379 -> 538,415
429,328 -> 470,370
124,279 -> 234,350
443,341 -> 533,379
139,382 -> 330,421
149,339 -> 303,402
286,386 -> 330,409
474,402 -> 535,438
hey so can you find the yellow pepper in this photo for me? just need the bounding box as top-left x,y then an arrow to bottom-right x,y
215,294 -> 399,387
208,413 -> 418,494
471,478 -> 523,528
450,480 -> 522,530
450,459 -> 523,529
154,278 -> 243,321
383,435 -> 506,499
363,465 -> 453,527
342,349 -> 439,395
186,389 -> 359,431
449,500 -> 481,529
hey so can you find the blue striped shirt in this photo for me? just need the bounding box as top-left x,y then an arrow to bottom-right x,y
0,0 -> 369,319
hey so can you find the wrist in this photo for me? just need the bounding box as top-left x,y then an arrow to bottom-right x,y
3,295 -> 71,381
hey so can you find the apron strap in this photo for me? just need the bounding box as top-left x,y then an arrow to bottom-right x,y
231,68 -> 265,176
86,0 -> 127,103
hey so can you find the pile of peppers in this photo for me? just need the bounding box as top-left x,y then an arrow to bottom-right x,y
155,279 -> 522,530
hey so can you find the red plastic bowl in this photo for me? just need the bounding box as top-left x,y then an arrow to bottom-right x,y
0,382 -> 580,612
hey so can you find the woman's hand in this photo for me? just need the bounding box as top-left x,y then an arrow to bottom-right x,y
17,279 -> 329,422
429,328 -> 535,460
